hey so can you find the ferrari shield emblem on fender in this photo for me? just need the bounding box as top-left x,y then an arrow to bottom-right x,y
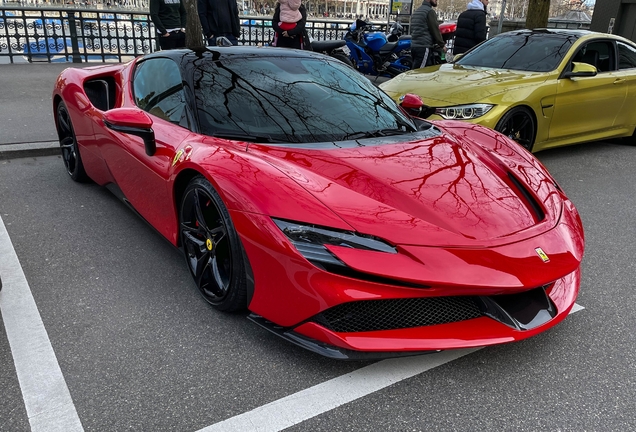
535,247 -> 550,263
172,149 -> 185,167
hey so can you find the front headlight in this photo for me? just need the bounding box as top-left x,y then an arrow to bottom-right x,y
436,104 -> 494,120
273,218 -> 396,268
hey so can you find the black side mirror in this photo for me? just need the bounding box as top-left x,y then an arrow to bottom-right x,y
103,108 -> 156,156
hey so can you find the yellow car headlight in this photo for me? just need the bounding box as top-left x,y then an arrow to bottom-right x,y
436,104 -> 494,120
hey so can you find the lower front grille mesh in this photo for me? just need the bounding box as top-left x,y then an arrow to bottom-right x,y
312,296 -> 483,333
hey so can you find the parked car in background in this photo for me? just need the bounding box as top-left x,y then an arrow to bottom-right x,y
380,29 -> 636,152
52,46 -> 584,359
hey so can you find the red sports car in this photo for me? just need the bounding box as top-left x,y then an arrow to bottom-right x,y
53,47 -> 585,359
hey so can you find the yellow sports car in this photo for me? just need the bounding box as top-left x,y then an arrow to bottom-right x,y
380,29 -> 636,152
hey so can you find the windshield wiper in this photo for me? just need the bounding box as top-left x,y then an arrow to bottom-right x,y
341,128 -> 411,140
210,131 -> 284,143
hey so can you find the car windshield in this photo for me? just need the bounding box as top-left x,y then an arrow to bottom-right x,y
456,32 -> 576,72
193,54 -> 416,143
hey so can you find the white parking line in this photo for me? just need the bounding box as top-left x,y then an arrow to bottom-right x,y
199,304 -> 585,432
0,216 -> 84,432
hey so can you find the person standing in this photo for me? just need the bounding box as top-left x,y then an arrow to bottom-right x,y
453,0 -> 488,54
276,0 -> 302,34
410,0 -> 446,69
198,0 -> 241,46
150,0 -> 187,50
271,1 -> 309,50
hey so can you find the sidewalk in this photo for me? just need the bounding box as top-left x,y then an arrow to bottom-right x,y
0,63 -> 72,159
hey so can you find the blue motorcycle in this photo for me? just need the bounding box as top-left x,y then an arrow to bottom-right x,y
344,20 -> 412,77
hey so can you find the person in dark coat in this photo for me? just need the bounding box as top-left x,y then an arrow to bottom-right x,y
198,0 -> 241,46
271,2 -> 309,50
150,0 -> 187,50
453,0 -> 488,54
410,0 -> 446,68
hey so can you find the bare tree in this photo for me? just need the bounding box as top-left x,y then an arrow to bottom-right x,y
525,0 -> 550,29
184,0 -> 205,49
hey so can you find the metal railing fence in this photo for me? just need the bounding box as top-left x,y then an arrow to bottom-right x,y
1,6 -> 392,63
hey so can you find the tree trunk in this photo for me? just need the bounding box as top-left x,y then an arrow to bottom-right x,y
184,0 -> 205,50
525,0 -> 550,29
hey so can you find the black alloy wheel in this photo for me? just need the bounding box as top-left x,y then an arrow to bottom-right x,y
56,101 -> 88,182
495,107 -> 537,152
179,177 -> 247,312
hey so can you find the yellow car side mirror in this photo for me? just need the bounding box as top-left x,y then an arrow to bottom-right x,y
563,61 -> 597,79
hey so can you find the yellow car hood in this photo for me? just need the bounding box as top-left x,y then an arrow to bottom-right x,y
380,64 -> 550,106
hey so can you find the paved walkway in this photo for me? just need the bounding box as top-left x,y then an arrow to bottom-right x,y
0,63 -> 77,159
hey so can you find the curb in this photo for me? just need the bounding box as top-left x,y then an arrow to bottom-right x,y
0,141 -> 60,160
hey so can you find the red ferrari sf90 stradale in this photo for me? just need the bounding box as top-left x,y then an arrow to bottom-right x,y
53,47 -> 585,359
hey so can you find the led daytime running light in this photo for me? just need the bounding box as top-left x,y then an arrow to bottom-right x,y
436,104 -> 494,120
273,219 -> 396,254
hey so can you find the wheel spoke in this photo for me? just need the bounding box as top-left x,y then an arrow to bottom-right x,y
517,117 -> 530,133
60,137 -> 74,149
59,114 -> 70,134
193,190 -> 209,232
182,230 -> 206,253
180,221 -> 205,236
211,256 -> 227,294
209,225 -> 227,243
183,231 -> 210,280
194,253 -> 212,284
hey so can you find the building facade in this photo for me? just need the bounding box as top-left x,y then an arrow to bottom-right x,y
590,0 -> 636,41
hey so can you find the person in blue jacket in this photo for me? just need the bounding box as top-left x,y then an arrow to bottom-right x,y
453,0 -> 488,54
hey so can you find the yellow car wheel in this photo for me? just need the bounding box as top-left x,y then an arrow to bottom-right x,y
495,107 -> 537,152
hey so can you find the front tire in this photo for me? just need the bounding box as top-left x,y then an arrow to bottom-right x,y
179,177 -> 247,312
495,106 -> 537,152
56,101 -> 88,182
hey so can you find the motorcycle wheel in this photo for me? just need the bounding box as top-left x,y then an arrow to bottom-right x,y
399,55 -> 413,70
331,52 -> 354,67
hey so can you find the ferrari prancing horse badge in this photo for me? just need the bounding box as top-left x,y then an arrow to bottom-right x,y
535,247 -> 550,263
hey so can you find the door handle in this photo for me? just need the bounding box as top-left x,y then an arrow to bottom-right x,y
613,78 -> 626,84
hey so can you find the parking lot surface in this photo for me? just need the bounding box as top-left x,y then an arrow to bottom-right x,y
0,141 -> 635,431
1,61 -> 636,432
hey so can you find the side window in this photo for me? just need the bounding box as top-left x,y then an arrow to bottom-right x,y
133,58 -> 187,125
617,42 -> 636,70
572,41 -> 615,73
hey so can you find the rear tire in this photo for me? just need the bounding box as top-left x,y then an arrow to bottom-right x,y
495,106 -> 537,152
331,52 -> 353,67
56,101 -> 89,182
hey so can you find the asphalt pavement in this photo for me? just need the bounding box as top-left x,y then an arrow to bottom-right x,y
1,63 -> 636,432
